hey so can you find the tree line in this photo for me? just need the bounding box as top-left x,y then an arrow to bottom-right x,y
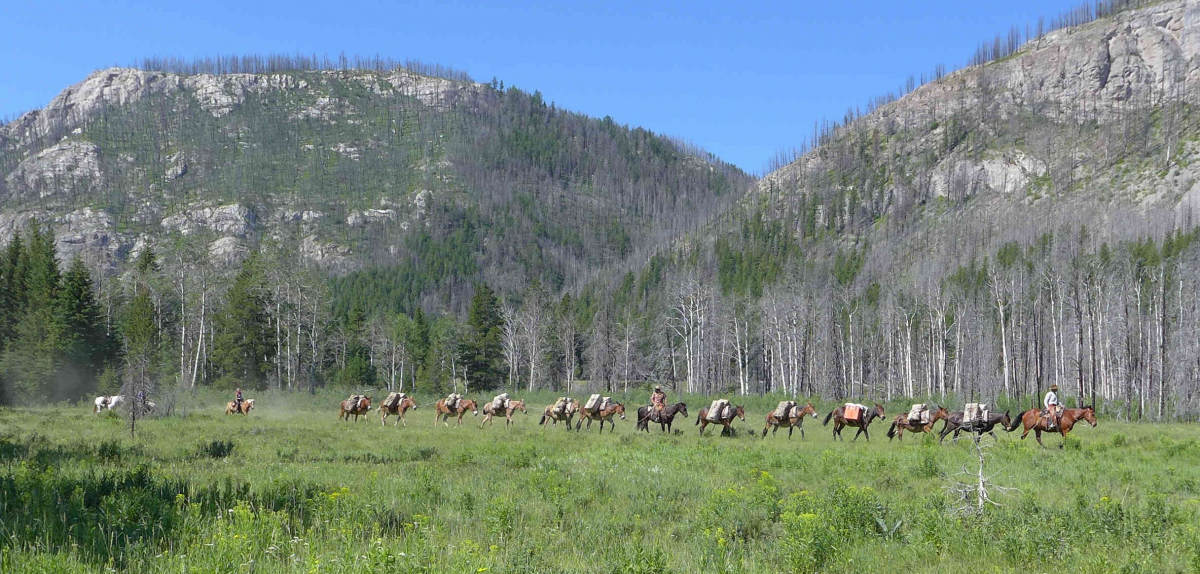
3,217 -> 1198,423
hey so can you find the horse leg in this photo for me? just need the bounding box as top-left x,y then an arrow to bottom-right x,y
1035,429 -> 1045,447
852,427 -> 863,442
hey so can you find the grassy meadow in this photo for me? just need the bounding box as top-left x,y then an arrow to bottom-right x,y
1,390 -> 1199,573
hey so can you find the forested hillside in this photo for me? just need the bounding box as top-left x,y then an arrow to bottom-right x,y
3,1 -> 1200,421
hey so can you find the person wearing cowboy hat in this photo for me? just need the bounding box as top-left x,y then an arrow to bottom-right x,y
650,384 -> 667,423
1042,384 -> 1062,430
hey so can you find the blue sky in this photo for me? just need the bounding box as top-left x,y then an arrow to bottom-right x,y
2,0 -> 1082,172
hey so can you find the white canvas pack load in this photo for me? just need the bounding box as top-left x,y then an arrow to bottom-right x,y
707,399 -> 730,422
774,400 -> 796,419
585,394 -> 603,411
384,392 -> 405,409
908,403 -> 929,424
964,403 -> 988,423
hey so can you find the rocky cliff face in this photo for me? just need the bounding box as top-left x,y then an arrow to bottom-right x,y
758,0 -> 1200,238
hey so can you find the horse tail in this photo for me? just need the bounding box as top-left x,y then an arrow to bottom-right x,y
695,411 -> 701,425
886,421 -> 897,439
539,414 -> 547,426
822,411 -> 834,426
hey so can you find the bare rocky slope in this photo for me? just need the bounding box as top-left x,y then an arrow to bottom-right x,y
734,0 -> 1200,285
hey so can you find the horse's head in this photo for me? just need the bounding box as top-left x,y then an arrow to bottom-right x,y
1081,406 -> 1097,427
932,407 -> 948,421
406,397 -> 418,409
614,403 -> 626,419
514,400 -> 527,414
873,403 -> 886,419
735,405 -> 746,421
678,403 -> 689,418
465,399 -> 479,416
802,402 -> 818,418
999,410 -> 1011,428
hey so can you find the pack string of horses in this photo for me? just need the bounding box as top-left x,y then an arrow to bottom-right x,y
149,387 -> 1096,447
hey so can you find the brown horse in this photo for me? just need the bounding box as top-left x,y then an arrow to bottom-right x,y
378,395 -> 419,427
696,403 -> 746,436
1007,406 -> 1097,447
822,403 -> 886,441
576,402 -> 626,433
433,398 -> 479,427
886,406 -> 948,441
539,399 -> 579,430
480,399 -> 527,429
339,396 -> 372,422
762,402 -> 819,439
225,398 -> 255,415
636,402 -> 688,433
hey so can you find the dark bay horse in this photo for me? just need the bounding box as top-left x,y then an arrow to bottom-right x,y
433,398 -> 479,427
762,402 -> 819,439
938,410 -> 1011,443
822,403 -> 886,441
636,402 -> 688,433
480,399 -> 527,429
576,402 -> 626,433
378,395 -> 418,427
886,406 -> 948,441
1007,406 -> 1097,447
696,404 -> 746,436
338,396 -> 372,422
539,399 -> 579,430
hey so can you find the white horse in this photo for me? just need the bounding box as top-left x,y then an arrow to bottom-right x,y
93,395 -> 124,413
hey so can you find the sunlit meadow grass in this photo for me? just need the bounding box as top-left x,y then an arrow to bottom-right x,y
2,390 -> 1198,572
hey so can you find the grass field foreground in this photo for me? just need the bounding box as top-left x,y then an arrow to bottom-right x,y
2,390 -> 1199,573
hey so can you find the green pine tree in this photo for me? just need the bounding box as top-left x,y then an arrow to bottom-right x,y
56,258 -> 115,400
464,283 -> 503,389
211,255 -> 275,390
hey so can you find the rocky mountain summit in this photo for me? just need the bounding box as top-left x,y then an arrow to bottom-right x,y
0,62 -> 747,289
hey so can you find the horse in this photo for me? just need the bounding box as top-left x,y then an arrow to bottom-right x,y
1007,406 -> 1097,448
576,402 -> 626,433
338,396 -> 372,422
938,410 -> 1011,444
433,398 -> 479,427
480,399 -> 527,429
539,399 -> 579,430
93,395 -> 124,413
822,403 -> 886,441
886,406 -> 949,441
696,403 -> 746,436
378,395 -> 418,427
762,402 -> 819,439
225,398 -> 255,415
636,402 -> 688,433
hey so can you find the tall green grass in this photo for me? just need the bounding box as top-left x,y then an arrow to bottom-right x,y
1,390 -> 1198,572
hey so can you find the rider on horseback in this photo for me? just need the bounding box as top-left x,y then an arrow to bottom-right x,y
235,388 -> 243,412
1042,384 -> 1062,430
650,385 -> 666,422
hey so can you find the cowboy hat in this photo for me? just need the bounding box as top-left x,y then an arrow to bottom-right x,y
1049,384 -> 1059,391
